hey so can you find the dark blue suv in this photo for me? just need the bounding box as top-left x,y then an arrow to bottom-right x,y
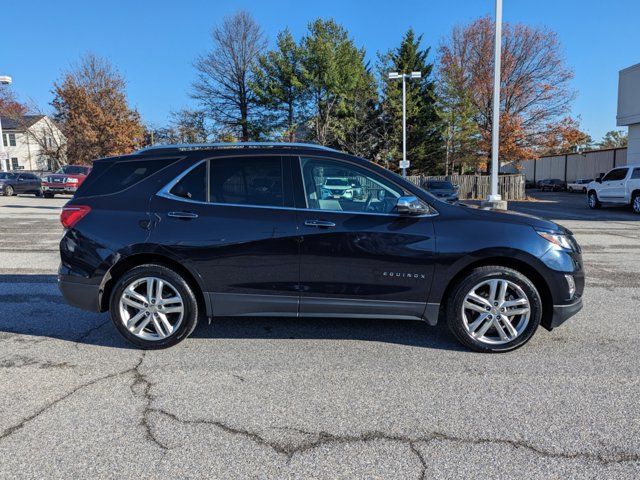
58,143 -> 584,352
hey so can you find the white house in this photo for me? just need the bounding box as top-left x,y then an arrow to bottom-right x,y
0,115 -> 65,172
617,63 -> 640,165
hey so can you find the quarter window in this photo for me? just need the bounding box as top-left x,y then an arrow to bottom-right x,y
300,157 -> 404,214
632,168 -> 640,180
209,156 -> 284,207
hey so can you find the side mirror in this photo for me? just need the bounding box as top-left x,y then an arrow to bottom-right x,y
395,196 -> 430,215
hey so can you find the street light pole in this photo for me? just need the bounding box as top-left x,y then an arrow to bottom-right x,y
389,71 -> 422,178
487,0 -> 503,204
0,75 -> 12,172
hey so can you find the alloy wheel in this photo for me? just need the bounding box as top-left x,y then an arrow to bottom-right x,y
588,193 -> 597,208
118,276 -> 184,341
461,279 -> 531,345
5,185 -> 13,196
633,196 -> 640,214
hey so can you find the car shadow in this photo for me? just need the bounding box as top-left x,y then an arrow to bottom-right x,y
3,204 -> 61,210
0,274 -> 464,352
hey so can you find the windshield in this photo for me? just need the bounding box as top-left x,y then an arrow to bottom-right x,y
325,178 -> 350,186
56,165 -> 90,175
426,181 -> 453,189
0,173 -> 17,180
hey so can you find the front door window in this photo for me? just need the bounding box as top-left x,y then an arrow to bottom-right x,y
300,157 -> 404,215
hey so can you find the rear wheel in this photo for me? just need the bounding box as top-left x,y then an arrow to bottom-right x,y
587,191 -> 601,209
568,187 -> 574,193
446,266 -> 542,353
109,264 -> 199,349
35,189 -> 43,197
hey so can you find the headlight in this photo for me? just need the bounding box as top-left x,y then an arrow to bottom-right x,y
537,230 -> 573,250
67,178 -> 79,183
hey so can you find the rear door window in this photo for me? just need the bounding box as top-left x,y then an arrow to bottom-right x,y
170,162 -> 207,202
209,156 -> 284,207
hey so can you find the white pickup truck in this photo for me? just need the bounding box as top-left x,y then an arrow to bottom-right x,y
587,164 -> 640,214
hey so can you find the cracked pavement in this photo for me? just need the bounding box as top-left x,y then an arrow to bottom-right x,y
0,193 -> 639,478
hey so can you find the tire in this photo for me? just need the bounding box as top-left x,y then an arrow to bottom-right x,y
4,185 -> 14,196
43,192 -> 54,199
109,264 -> 199,349
587,191 -> 601,209
568,187 -> 573,193
35,189 -> 43,197
582,187 -> 587,194
632,193 -> 640,215
445,266 -> 542,353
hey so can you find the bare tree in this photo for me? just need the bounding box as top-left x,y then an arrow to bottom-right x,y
191,11 -> 267,141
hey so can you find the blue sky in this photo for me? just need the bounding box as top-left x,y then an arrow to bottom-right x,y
2,0 -> 638,141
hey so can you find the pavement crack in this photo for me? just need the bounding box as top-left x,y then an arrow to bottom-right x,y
129,352 -> 169,451
147,411 -> 640,466
0,366 -> 132,443
74,319 -> 110,347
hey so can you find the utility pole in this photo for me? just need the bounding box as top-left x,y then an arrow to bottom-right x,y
0,75 -> 13,172
482,0 -> 508,209
388,71 -> 422,178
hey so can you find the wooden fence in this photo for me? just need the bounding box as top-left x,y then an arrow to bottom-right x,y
406,174 -> 526,200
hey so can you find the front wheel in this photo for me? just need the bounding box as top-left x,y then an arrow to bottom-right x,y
109,264 -> 199,349
4,185 -> 14,196
446,266 -> 542,353
587,191 -> 601,209
568,187 -> 574,193
632,193 -> 640,214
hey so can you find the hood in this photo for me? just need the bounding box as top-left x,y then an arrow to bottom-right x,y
461,204 -> 569,234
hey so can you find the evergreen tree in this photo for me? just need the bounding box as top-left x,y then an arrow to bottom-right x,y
301,19 -> 374,150
252,29 -> 308,141
379,29 -> 443,173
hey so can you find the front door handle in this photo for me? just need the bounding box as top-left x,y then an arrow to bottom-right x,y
304,219 -> 336,228
168,211 -> 199,219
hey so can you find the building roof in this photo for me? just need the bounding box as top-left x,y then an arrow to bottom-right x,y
0,115 -> 45,131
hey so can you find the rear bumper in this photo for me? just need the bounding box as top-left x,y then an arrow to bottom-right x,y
546,296 -> 583,330
58,275 -> 101,312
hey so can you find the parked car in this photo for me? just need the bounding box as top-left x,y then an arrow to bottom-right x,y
41,165 -> 92,198
423,180 -> 459,202
567,178 -> 594,193
58,143 -> 584,353
586,164 -> 640,214
320,177 -> 364,200
525,179 -> 537,189
0,172 -> 42,197
538,179 -> 566,192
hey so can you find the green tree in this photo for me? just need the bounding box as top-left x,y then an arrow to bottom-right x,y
301,19 -> 373,148
438,63 -> 481,174
598,130 -> 628,149
379,29 -> 443,174
252,29 -> 308,141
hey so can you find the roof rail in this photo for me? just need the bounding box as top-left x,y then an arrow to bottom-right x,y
135,142 -> 339,154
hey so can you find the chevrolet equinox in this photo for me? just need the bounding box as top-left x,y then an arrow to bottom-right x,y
58,143 -> 584,352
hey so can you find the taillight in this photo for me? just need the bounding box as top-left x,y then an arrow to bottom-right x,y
60,205 -> 91,228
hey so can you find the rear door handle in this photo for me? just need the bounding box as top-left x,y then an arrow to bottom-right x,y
168,211 -> 199,219
304,219 -> 336,228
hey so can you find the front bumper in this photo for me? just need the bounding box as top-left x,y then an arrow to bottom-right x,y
43,185 -> 78,194
58,274 -> 101,312
547,296 -> 583,330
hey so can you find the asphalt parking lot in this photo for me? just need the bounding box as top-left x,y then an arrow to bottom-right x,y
1,191 -> 639,479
